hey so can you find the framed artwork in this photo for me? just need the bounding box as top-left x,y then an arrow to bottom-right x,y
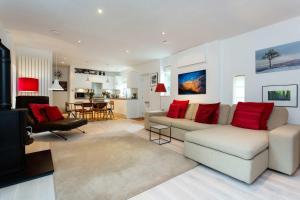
178,70 -> 206,95
256,41 -> 300,74
262,84 -> 298,107
150,72 -> 158,86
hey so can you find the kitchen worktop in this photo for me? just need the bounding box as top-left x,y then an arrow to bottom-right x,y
110,98 -> 138,100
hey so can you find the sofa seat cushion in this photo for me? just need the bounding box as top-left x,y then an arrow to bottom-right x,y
185,125 -> 268,160
149,116 -> 173,126
172,119 -> 219,131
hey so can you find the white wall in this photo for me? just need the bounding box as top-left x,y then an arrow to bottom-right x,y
53,65 -> 69,112
170,41 -> 221,104
16,47 -> 53,103
220,16 -> 300,124
134,60 -> 161,111
134,16 -> 300,124
134,41 -> 221,111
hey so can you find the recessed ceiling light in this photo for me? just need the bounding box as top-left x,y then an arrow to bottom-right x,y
125,50 -> 130,53
162,31 -> 166,35
97,9 -> 103,14
77,40 -> 81,44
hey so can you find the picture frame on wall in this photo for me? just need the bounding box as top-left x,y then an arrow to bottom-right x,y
150,72 -> 158,86
255,41 -> 300,74
262,84 -> 298,107
178,69 -> 206,95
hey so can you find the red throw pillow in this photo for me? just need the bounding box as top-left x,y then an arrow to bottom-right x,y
173,100 -> 190,118
239,102 -> 274,130
231,102 -> 266,130
167,103 -> 181,118
29,104 -> 49,123
194,103 -> 220,124
44,106 -> 64,121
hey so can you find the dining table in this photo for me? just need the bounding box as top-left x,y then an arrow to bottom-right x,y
66,101 -> 109,120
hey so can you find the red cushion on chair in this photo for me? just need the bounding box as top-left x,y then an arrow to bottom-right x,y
194,103 -> 220,124
231,102 -> 266,130
29,104 -> 49,123
173,100 -> 189,118
167,103 -> 181,118
44,106 -> 64,121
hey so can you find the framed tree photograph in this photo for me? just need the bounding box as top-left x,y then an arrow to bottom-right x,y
255,41 -> 300,74
262,84 -> 298,107
150,72 -> 158,86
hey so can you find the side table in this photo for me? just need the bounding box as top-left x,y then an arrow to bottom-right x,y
149,124 -> 171,145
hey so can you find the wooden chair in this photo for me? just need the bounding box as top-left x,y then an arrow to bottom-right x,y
74,104 -> 82,118
107,101 -> 115,119
74,103 -> 94,120
82,103 -> 94,120
65,102 -> 76,118
93,102 -> 108,120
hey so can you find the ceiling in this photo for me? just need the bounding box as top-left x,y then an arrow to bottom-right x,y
1,0 -> 300,71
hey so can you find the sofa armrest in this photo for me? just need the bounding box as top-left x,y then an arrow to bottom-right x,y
269,124 -> 300,175
144,111 -> 167,130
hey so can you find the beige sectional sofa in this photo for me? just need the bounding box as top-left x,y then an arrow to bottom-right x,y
144,103 -> 300,184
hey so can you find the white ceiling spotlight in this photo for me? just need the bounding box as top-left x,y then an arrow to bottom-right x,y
161,31 -> 166,35
125,50 -> 130,54
97,9 -> 103,14
77,40 -> 81,44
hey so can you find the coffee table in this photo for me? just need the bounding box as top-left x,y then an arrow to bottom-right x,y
149,124 -> 171,145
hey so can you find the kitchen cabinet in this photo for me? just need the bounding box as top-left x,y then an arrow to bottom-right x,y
112,99 -> 141,118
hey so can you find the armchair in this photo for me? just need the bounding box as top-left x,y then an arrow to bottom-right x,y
16,96 -> 88,140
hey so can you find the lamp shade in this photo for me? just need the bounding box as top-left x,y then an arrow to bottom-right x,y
49,79 -> 64,91
155,83 -> 167,92
18,77 -> 39,92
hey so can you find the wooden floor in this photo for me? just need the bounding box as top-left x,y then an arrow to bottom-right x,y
130,165 -> 300,200
1,119 -> 300,200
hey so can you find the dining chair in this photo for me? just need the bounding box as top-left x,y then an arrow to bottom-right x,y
74,103 -> 84,119
81,103 -> 94,120
65,102 -> 76,118
93,102 -> 108,120
107,101 -> 115,119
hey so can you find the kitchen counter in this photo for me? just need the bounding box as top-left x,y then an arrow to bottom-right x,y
110,98 -> 138,100
112,99 -> 140,118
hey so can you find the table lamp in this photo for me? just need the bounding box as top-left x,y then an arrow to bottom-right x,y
155,83 -> 167,110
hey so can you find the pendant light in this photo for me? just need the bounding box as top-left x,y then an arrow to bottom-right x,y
49,53 -> 64,91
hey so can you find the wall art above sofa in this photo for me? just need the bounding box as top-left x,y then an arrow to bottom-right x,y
262,84 -> 298,107
178,69 -> 206,95
256,41 -> 300,74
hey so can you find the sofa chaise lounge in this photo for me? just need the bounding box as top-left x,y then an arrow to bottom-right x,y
144,103 -> 300,183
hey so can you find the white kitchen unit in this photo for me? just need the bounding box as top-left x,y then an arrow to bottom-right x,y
113,99 -> 141,118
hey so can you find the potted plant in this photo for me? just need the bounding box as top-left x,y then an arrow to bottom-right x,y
88,91 -> 94,103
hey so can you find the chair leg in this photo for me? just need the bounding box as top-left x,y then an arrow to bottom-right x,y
77,128 -> 86,134
51,131 -> 67,141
